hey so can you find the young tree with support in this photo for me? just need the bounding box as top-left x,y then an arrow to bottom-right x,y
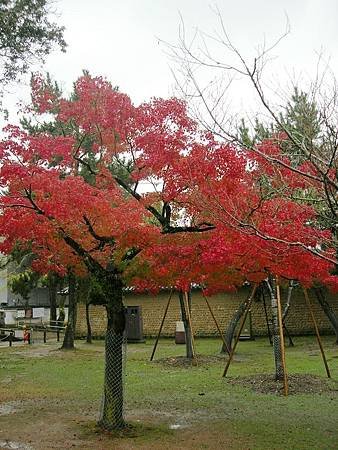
148,286 -> 231,362
165,135 -> 338,382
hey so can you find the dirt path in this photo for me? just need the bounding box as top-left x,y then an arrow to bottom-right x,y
0,398 -> 245,450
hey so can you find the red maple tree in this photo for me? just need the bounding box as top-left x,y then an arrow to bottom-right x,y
1,73 -> 336,428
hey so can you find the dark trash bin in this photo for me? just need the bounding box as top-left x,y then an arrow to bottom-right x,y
125,306 -> 145,343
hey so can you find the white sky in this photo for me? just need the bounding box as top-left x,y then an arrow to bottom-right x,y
2,0 -> 338,122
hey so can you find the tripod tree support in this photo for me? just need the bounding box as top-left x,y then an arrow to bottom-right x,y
184,291 -> 197,360
150,289 -> 174,361
202,292 -> 231,355
222,284 -> 258,377
276,277 -> 289,396
303,287 -> 331,378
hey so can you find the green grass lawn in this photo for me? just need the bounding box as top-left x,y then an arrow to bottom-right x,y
0,336 -> 337,449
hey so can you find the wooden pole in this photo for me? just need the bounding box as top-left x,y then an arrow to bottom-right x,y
222,284 -> 258,377
184,291 -> 196,359
203,292 -> 231,355
276,277 -> 288,396
150,289 -> 173,361
303,287 -> 331,378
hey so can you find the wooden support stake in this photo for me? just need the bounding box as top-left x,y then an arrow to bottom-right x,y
184,291 -> 196,360
303,287 -> 331,378
150,289 -> 173,361
203,293 -> 231,355
276,277 -> 289,396
222,284 -> 258,377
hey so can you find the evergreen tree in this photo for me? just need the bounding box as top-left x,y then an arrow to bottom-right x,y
0,0 -> 66,86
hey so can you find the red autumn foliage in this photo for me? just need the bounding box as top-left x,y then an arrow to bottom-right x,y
0,73 -> 336,296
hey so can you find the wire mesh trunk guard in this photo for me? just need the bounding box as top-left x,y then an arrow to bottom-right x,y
98,330 -> 127,430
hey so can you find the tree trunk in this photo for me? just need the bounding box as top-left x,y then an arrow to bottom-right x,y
86,301 -> 92,344
98,271 -> 126,431
221,286 -> 261,353
266,279 -> 284,381
314,287 -> 338,344
61,272 -> 77,350
262,287 -> 272,345
221,299 -> 247,353
47,273 -> 58,325
282,280 -> 295,347
282,281 -> 294,321
178,290 -> 194,359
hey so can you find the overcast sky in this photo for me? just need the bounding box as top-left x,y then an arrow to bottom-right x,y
3,0 -> 338,122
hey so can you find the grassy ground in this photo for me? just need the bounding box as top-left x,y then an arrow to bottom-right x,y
0,336 -> 337,449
